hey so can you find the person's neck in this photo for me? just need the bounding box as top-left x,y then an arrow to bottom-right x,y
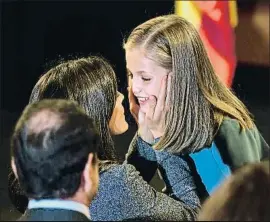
28,196 -> 91,220
65,192 -> 90,207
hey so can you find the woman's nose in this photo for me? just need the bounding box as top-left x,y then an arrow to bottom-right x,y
117,92 -> 124,101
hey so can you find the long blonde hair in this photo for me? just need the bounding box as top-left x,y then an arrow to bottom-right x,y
124,15 -> 254,154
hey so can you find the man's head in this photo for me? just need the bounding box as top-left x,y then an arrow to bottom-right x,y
11,99 -> 99,205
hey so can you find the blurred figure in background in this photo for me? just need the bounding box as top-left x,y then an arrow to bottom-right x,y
198,160 -> 270,221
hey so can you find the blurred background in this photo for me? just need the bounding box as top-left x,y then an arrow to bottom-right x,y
0,1 -> 269,220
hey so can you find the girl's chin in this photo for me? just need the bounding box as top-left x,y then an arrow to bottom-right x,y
139,104 -> 148,113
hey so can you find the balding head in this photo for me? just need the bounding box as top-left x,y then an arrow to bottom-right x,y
11,99 -> 100,200
27,109 -> 63,136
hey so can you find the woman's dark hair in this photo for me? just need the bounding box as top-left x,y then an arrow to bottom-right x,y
30,56 -> 118,162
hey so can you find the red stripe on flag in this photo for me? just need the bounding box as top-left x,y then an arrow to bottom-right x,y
195,1 -> 236,87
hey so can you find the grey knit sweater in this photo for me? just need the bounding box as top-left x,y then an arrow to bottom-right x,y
90,135 -> 201,221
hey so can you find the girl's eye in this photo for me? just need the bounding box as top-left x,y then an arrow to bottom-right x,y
142,77 -> 151,82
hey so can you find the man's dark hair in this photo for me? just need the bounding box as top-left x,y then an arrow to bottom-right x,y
11,99 -> 99,199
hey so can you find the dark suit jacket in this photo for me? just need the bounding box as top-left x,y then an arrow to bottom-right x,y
18,208 -> 90,221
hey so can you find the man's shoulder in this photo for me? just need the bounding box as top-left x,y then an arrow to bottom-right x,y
18,208 -> 90,221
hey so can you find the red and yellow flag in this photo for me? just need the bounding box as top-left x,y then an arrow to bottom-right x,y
175,1 -> 238,87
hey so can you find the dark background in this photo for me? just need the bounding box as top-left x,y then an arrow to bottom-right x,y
0,1 -> 269,220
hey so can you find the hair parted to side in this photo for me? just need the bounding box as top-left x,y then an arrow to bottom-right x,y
11,99 -> 99,199
29,56 -> 118,162
124,14 -> 254,154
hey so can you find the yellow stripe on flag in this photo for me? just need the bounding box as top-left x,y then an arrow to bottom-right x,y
175,1 -> 202,29
229,0 -> 238,28
175,1 -> 238,28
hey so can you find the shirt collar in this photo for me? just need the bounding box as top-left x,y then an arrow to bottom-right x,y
28,199 -> 91,220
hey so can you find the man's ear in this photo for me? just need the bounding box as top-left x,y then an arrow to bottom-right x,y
82,153 -> 96,193
11,157 -> 18,179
